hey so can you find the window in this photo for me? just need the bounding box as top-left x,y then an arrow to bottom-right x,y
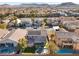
0,43 -> 5,48
6,43 -> 14,47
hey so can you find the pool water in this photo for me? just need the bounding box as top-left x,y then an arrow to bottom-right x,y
0,48 -> 16,54
35,47 -> 44,53
55,48 -> 79,54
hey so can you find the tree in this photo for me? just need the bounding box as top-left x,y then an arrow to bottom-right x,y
0,23 -> 7,29
17,37 -> 28,52
48,31 -> 59,54
43,18 -> 48,26
11,16 -> 18,21
30,10 -> 38,23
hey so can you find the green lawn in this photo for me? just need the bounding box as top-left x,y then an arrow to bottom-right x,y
23,46 -> 36,53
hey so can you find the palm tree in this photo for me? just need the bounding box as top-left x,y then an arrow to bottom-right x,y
48,31 -> 59,54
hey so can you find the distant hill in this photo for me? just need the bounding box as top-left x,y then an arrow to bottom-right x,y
18,3 -> 52,8
0,4 -> 15,8
56,2 -> 79,8
0,2 -> 79,8
59,2 -> 76,6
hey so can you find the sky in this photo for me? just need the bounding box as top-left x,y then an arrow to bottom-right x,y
0,0 -> 79,5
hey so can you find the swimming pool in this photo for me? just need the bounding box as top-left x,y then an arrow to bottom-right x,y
35,47 -> 44,53
0,47 -> 16,54
55,48 -> 79,54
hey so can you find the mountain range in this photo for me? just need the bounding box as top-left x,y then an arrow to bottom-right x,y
0,2 -> 79,8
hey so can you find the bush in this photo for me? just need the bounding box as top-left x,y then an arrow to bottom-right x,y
0,23 -> 7,29
23,46 -> 36,53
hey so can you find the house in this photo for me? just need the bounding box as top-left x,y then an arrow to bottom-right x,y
46,18 -> 60,28
74,29 -> 79,36
55,31 -> 79,50
27,29 -> 47,47
7,18 -> 21,28
20,18 -> 32,28
59,12 -> 68,16
59,17 -> 76,25
0,28 -> 28,54
63,20 -> 79,31
63,23 -> 76,31
32,20 -> 42,29
0,29 -> 27,47
70,12 -> 79,17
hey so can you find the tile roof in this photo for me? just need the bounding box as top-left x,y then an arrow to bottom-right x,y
74,29 -> 79,36
56,31 -> 79,42
27,29 -> 47,36
0,29 -> 9,40
7,28 -> 27,42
